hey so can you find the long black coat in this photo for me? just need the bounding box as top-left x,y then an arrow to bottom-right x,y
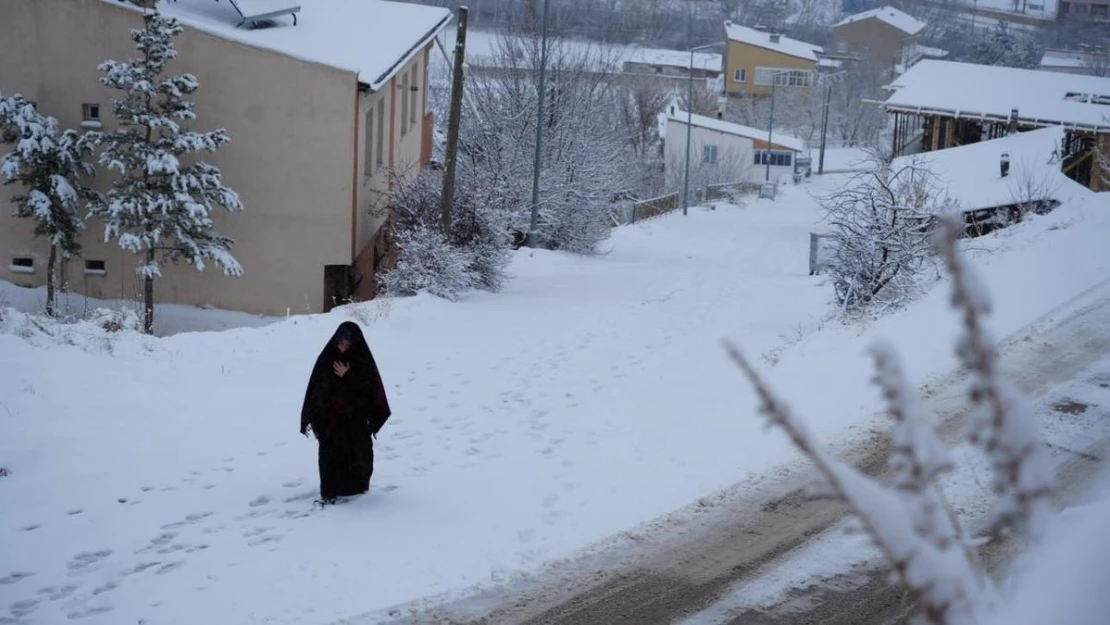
300,322 -> 391,499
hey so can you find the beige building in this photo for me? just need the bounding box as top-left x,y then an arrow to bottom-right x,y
722,22 -> 822,97
0,0 -> 451,318
832,6 -> 925,77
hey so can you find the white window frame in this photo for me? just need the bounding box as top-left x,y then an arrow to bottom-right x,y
81,103 -> 102,129
733,68 -> 746,83
753,149 -> 793,167
376,103 -> 386,165
9,257 -> 34,274
754,67 -> 814,87
409,65 -> 419,130
364,107 -> 375,175
702,145 -> 719,164
84,259 -> 107,276
400,74 -> 410,136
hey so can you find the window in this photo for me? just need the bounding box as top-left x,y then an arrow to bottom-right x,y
364,108 -> 374,175
702,145 -> 719,164
753,150 -> 793,167
733,68 -> 746,83
9,257 -> 33,274
81,103 -> 102,129
377,103 -> 386,165
410,65 -> 419,129
1093,3 -> 1108,17
836,40 -> 848,53
400,74 -> 410,136
754,67 -> 813,87
84,260 -> 106,276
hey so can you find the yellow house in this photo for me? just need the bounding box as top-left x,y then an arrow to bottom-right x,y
723,22 -> 822,97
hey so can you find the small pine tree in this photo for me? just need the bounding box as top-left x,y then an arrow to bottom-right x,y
0,92 -> 99,317
89,12 -> 243,334
968,21 -> 1042,69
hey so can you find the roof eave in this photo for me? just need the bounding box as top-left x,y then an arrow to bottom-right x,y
366,10 -> 453,92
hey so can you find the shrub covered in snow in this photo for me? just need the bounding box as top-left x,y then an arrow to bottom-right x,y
821,158 -> 951,314
0,306 -> 145,353
88,12 -> 243,335
379,171 -> 512,301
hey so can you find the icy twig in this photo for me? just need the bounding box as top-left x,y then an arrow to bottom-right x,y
933,217 -> 1054,541
725,342 -> 984,625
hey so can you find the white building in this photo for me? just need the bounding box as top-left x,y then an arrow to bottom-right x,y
661,108 -> 805,187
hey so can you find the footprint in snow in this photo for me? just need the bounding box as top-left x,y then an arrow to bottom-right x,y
67,550 -> 112,574
66,606 -> 113,620
91,580 -> 119,596
282,480 -> 303,488
19,524 -> 40,532
0,571 -> 35,585
10,598 -> 39,617
248,496 -> 271,508
155,562 -> 185,576
283,491 -> 316,504
247,534 -> 283,547
36,584 -> 78,601
66,509 -> 84,516
122,563 -> 161,576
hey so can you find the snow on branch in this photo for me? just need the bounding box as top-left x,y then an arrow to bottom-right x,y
725,341 -> 986,624
933,217 -> 1054,541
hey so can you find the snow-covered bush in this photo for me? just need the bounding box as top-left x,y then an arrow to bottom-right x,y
726,217 -> 1055,625
821,158 -> 951,314
88,12 -> 243,335
380,170 -> 512,300
0,306 -> 144,353
379,224 -> 477,302
967,21 -> 1042,70
0,92 -> 99,317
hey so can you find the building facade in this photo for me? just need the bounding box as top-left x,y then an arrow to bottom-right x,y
662,109 -> 804,187
832,6 -> 926,78
722,22 -> 822,97
0,0 -> 450,317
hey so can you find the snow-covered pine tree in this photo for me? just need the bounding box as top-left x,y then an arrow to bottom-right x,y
0,92 -> 99,317
89,12 -> 243,334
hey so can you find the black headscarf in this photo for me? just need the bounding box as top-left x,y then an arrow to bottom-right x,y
300,322 -> 392,436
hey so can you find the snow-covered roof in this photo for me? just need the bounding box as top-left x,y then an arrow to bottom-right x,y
892,127 -> 1092,213
1039,48 -> 1102,70
456,29 -> 722,74
914,44 -> 949,59
664,109 -> 805,152
883,61 -> 1110,132
834,6 -> 926,36
109,0 -> 452,91
723,22 -> 822,62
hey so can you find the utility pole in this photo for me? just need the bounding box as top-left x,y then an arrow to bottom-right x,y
439,6 -> 468,237
525,0 -> 551,248
765,78 -> 777,182
682,5 -> 694,217
818,79 -> 831,175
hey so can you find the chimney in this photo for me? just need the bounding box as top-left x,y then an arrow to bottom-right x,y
1000,152 -> 1011,178
1008,108 -> 1019,133
770,33 -> 781,43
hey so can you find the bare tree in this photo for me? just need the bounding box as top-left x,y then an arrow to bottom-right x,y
820,156 -> 952,313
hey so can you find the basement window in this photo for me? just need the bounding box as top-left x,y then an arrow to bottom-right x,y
82,103 -> 102,129
9,257 -> 34,274
84,260 -> 107,276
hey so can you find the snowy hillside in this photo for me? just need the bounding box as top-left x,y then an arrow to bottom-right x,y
2,181 -> 1110,625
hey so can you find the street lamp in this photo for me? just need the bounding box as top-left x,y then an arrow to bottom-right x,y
682,42 -> 724,216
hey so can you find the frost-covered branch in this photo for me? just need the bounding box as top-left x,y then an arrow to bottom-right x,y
725,341 -> 986,624
933,217 -> 1054,541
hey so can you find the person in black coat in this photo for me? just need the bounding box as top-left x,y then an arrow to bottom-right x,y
300,322 -> 391,504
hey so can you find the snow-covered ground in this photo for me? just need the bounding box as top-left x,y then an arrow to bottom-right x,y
3,175 -> 1110,625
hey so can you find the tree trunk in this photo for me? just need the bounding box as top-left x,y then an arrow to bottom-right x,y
46,244 -> 58,318
144,249 -> 155,335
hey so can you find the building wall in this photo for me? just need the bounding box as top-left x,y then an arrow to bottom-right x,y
0,0 -> 360,317
664,121 -> 797,185
723,42 -> 817,97
352,45 -> 433,301
833,18 -> 917,77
